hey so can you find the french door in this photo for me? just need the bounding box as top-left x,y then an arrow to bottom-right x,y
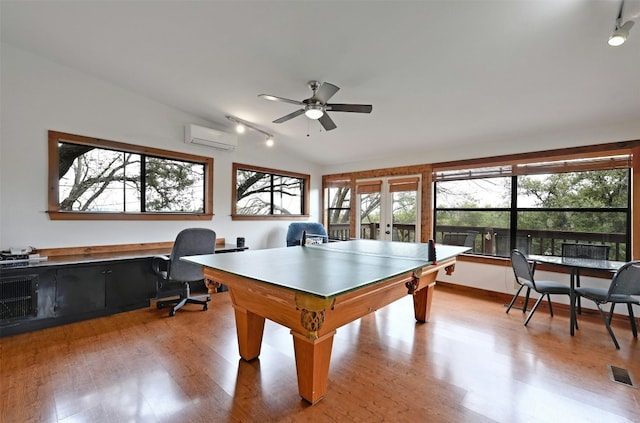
355,176 -> 421,242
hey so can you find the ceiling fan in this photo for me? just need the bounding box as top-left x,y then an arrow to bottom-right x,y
258,81 -> 372,131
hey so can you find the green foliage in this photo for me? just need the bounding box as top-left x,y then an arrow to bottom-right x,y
517,170 -> 628,233
518,169 -> 628,209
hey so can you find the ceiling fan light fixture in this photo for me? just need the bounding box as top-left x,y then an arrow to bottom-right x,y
266,136 -> 274,147
304,105 -> 324,120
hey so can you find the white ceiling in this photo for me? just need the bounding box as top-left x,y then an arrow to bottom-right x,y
2,0 -> 639,167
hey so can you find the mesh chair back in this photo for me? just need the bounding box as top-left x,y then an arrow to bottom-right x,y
607,261 -> 640,298
286,222 -> 328,246
442,231 -> 478,248
168,228 -> 216,282
511,249 -> 535,288
561,243 -> 610,260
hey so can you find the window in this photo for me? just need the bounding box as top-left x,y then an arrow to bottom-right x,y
232,163 -> 309,219
434,156 -> 631,261
48,131 -> 214,220
326,180 -> 351,240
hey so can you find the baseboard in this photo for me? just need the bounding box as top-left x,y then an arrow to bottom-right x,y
435,281 -> 639,327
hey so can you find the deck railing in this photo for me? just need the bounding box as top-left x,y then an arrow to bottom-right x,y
327,223 -> 628,261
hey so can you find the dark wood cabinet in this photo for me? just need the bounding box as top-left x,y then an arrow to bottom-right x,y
55,266 -> 106,316
105,260 -> 156,311
1,256 -> 156,337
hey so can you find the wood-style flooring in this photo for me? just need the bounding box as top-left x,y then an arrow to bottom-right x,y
1,285 -> 639,422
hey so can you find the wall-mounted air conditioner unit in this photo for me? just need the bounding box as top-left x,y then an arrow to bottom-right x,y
185,124 -> 237,151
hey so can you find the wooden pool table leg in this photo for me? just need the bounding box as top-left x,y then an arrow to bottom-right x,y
234,307 -> 265,361
413,270 -> 439,322
291,330 -> 336,404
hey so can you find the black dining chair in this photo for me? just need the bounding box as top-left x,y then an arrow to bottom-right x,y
507,249 -> 572,326
561,243 -> 610,260
562,243 -> 611,313
574,261 -> 640,349
441,231 -> 478,249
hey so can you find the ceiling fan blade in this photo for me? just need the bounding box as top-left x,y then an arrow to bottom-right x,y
273,109 -> 305,123
313,82 -> 340,104
258,94 -> 303,106
318,113 -> 337,131
326,104 -> 373,113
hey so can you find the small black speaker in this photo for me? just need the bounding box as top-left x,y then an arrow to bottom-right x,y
236,237 -> 245,248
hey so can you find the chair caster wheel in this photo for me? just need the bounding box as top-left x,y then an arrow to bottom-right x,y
203,303 -> 208,311
169,310 -> 176,317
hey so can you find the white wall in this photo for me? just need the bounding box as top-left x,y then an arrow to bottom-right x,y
0,44 -> 322,251
0,43 -> 623,314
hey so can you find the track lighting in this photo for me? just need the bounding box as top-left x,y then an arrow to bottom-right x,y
608,0 -> 635,47
226,115 -> 275,147
609,21 -> 634,46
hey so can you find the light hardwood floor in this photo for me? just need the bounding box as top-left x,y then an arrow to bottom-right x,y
1,285 -> 639,423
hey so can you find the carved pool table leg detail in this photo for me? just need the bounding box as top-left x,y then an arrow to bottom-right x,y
405,271 -> 421,295
294,293 -> 335,339
233,307 -> 265,361
204,278 -> 220,294
291,330 -> 336,404
445,263 -> 456,275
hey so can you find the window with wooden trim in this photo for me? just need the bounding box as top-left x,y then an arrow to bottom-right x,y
434,155 -> 631,260
48,131 -> 214,220
232,163 -> 309,219
326,179 -> 351,240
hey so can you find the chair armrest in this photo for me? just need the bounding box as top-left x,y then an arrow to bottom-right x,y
152,255 -> 170,275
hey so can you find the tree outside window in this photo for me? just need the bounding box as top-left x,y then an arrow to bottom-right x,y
48,131 -> 213,220
232,163 -> 309,219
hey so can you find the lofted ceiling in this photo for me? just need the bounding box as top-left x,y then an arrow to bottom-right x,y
1,0 -> 639,166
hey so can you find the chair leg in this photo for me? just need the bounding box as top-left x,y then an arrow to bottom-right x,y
506,285 -> 525,314
170,297 -> 188,317
628,303 -> 637,338
524,294 -> 545,326
547,294 -> 554,317
597,303 -> 620,349
607,303 -> 616,324
186,297 -> 211,311
523,288 -> 531,314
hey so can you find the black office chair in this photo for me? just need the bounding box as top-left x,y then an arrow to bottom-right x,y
574,261 -> 640,349
286,222 -> 328,246
506,249 -> 572,326
152,228 -> 216,316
